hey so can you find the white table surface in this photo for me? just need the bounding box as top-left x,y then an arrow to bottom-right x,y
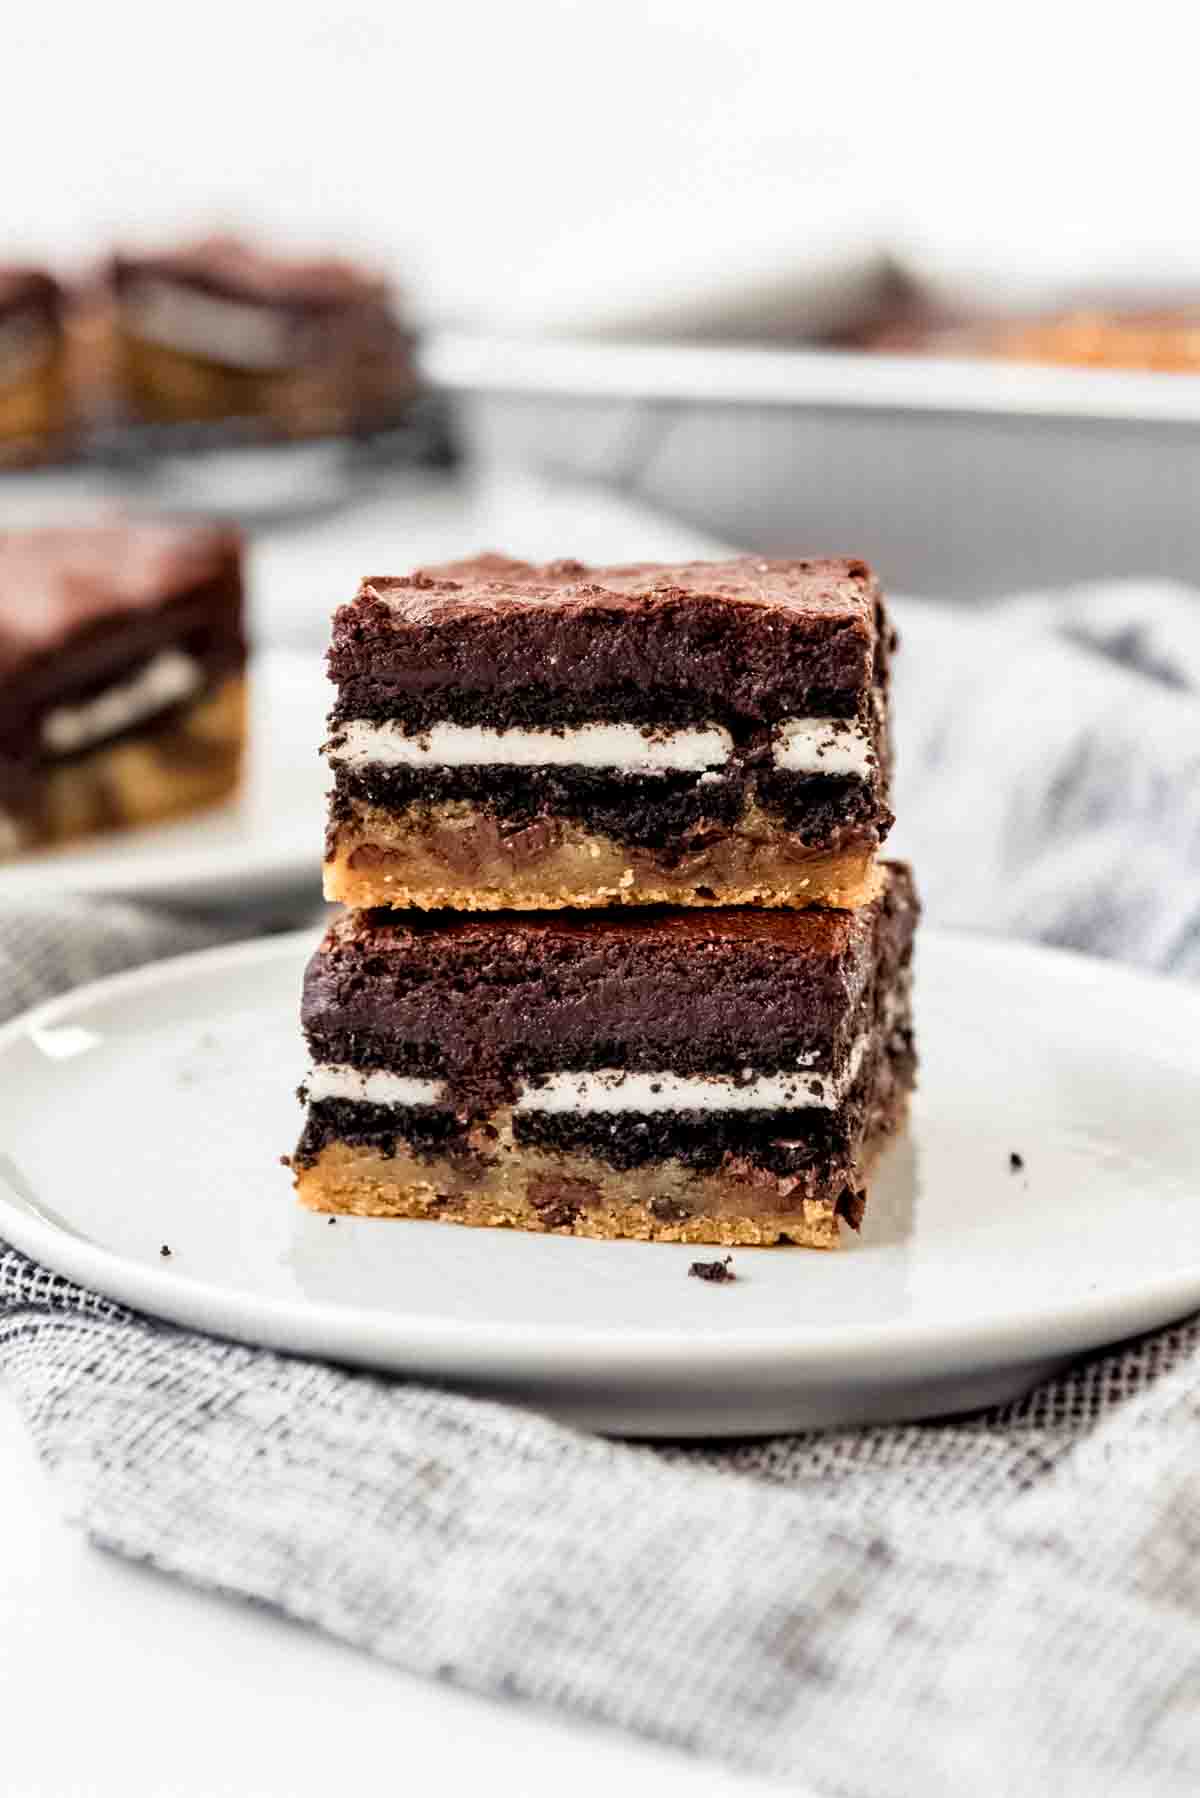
0,1391 -> 777,1797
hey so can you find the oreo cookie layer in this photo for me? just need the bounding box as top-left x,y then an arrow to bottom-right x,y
326,762 -> 885,857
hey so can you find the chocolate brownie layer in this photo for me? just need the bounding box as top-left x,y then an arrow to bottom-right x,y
329,554 -> 891,731
301,875 -> 914,1096
323,554 -> 894,910
0,522 -> 246,858
291,865 -> 918,1246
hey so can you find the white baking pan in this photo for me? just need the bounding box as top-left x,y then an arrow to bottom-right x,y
423,332 -> 1200,599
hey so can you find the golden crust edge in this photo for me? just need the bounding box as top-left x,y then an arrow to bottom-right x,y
323,852 -> 885,914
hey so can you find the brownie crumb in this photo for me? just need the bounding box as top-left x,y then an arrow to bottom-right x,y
836,1184 -> 867,1230
649,1195 -> 690,1223
1009,1152 -> 1024,1172
159,1244 -> 172,1258
279,1154 -> 292,1169
689,1256 -> 736,1284
327,1216 -> 338,1225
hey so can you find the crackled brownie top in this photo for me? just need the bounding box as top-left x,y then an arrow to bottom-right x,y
328,553 -> 890,731
302,864 -> 917,1088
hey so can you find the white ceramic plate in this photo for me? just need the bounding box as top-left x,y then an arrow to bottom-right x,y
1,928 -> 1199,1438
0,650 -> 328,909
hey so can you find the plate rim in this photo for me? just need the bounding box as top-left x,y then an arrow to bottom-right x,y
2,924 -> 1200,1385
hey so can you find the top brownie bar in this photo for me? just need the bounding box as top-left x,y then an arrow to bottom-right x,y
323,554 -> 895,914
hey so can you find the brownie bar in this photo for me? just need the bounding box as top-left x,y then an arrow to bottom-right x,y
856,296 -> 1200,372
0,268 -> 68,465
323,554 -> 896,913
292,863 -> 918,1247
108,235 -> 416,437
0,522 -> 247,858
946,305 -> 1200,371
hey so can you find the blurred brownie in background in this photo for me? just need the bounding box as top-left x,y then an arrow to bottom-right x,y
0,521 -> 246,859
0,268 -> 70,466
852,289 -> 1200,372
924,306 -> 1200,372
106,236 -> 418,439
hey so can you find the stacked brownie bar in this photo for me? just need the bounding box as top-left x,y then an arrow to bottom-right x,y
293,555 -> 917,1248
322,555 -> 893,912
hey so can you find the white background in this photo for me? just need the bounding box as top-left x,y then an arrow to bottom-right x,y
0,1390 -> 775,1797
5,1 -> 1200,325
0,473 -> 775,1796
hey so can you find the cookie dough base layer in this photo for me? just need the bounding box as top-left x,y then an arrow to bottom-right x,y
0,356 -> 66,462
115,331 -> 357,436
294,1097 -> 907,1249
325,800 -> 882,912
3,674 -> 246,857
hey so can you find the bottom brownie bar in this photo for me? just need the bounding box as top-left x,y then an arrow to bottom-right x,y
291,864 -> 918,1248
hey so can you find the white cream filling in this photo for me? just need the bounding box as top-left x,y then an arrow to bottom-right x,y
330,719 -> 734,775
517,1068 -> 838,1114
330,716 -> 874,779
120,277 -> 305,372
773,718 -> 874,778
306,1036 -> 868,1118
41,650 -> 204,758
304,1065 -> 446,1107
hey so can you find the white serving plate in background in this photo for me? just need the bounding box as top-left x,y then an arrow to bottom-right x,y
423,333 -> 1200,600
2,928 -> 1199,1438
